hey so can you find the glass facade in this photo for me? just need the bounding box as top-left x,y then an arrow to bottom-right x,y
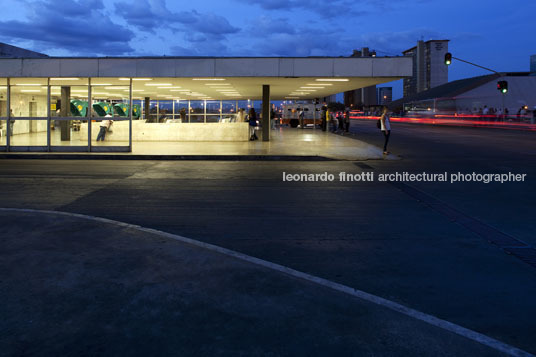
1,77 -> 251,151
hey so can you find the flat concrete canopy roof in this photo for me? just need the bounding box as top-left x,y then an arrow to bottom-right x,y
0,56 -> 412,100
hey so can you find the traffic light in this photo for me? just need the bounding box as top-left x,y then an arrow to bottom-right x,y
497,80 -> 508,94
444,52 -> 452,65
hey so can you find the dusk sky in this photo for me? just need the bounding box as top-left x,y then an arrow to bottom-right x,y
0,0 -> 534,99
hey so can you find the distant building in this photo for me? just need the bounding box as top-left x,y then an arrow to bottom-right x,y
377,87 -> 393,105
389,72 -> 536,115
0,42 -> 48,58
402,40 -> 449,97
344,47 -> 378,108
322,94 -> 337,104
531,55 -> 536,75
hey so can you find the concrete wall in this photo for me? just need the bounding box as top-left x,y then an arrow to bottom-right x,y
80,121 -> 249,142
0,57 -> 412,78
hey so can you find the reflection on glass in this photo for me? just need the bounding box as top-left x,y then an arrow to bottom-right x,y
8,119 -> 47,146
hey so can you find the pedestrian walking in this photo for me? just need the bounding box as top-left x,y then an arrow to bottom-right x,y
380,106 -> 391,155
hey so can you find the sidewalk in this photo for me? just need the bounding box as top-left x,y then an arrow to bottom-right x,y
1,128 -> 391,161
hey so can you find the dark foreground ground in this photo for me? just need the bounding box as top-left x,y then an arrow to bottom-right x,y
1,121 -> 535,356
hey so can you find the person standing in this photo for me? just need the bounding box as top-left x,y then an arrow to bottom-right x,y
298,109 -> 305,129
8,109 -> 15,136
380,106 -> 391,155
248,108 -> 258,140
321,106 -> 327,131
236,108 -> 246,123
179,108 -> 187,123
329,109 -> 337,132
96,115 -> 113,142
344,107 -> 350,133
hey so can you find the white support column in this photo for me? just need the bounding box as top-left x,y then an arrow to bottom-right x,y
47,78 -> 51,151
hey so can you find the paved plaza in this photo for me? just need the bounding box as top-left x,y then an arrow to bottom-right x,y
1,121 -> 535,356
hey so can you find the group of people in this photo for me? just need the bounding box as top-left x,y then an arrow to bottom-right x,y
319,106 -> 351,134
319,105 -> 392,155
236,108 -> 259,140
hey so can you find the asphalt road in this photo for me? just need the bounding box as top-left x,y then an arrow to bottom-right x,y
1,121 -> 535,356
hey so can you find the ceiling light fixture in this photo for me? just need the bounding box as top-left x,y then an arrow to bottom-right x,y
315,78 -> 349,82
145,83 -> 172,86
119,78 -> 152,81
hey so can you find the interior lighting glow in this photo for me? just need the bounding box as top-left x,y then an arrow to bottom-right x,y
315,78 -> 349,82
145,83 -> 172,86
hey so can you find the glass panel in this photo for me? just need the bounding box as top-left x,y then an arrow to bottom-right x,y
206,101 -> 220,123
144,100 -> 158,123
175,100 -> 188,123
132,99 -> 143,121
9,119 -> 47,146
189,100 -> 204,123
0,79 -> 7,117
222,101 -> 237,123
10,78 -> 48,117
157,100 -> 173,122
50,118 -> 88,146
49,80 -> 89,146
89,82 -> 130,147
91,118 -> 127,146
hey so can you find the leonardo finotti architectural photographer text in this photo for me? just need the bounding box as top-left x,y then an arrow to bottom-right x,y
282,172 -> 527,184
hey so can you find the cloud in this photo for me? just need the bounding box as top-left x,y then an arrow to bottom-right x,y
235,0 -> 368,17
115,0 -> 239,37
355,28 -> 449,55
232,16 -> 347,57
250,16 -> 296,35
0,0 -> 135,55
113,0 -> 239,55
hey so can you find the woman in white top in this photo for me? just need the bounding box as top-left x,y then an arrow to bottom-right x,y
380,106 -> 391,154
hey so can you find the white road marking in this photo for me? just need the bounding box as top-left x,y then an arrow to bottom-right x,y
1,207 -> 534,357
